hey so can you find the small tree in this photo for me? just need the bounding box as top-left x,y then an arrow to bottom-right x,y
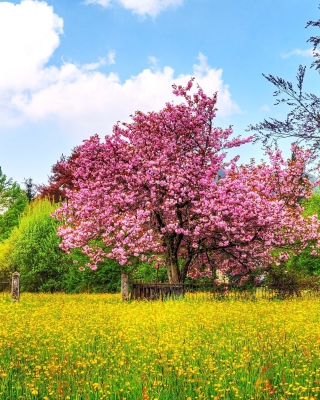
23,178 -> 37,203
55,82 -> 320,284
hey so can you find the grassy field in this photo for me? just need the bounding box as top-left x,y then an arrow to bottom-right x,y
0,293 -> 319,399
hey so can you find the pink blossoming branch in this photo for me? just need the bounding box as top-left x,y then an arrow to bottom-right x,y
54,80 -> 320,284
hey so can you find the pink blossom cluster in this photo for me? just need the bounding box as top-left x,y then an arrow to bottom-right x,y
54,81 -> 320,282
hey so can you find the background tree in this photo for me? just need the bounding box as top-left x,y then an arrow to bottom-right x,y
24,178 -> 37,203
37,149 -> 79,202
247,5 -> 320,154
55,82 -> 320,284
0,167 -> 28,241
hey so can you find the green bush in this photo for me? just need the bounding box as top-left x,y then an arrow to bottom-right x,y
0,198 -> 125,292
8,198 -> 67,292
62,248 -> 122,293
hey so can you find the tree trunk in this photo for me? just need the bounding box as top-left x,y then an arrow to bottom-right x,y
164,233 -> 186,283
167,262 -> 180,283
121,273 -> 129,301
166,254 -> 180,283
180,255 -> 193,284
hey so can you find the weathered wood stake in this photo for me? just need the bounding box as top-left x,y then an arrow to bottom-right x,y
121,273 -> 129,301
11,271 -> 20,301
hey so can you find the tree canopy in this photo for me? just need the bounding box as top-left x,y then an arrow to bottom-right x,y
54,81 -> 320,284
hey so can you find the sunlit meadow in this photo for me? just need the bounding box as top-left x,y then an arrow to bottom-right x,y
0,293 -> 320,399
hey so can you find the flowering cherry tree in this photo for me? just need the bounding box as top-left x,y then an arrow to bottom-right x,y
55,81 -> 320,283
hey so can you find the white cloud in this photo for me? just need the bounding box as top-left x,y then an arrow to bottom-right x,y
281,48 -> 314,59
85,0 -> 183,17
0,0 -> 63,126
0,1 -> 239,140
0,0 -> 63,93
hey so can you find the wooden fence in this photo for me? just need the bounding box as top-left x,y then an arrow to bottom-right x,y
131,281 -> 320,300
0,281 -> 10,293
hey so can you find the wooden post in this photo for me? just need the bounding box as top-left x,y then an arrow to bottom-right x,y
11,272 -> 20,301
121,273 -> 129,301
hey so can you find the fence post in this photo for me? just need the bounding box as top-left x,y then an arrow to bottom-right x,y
11,272 -> 20,301
121,273 -> 129,301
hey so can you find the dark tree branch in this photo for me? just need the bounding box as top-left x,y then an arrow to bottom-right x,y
247,5 -> 320,156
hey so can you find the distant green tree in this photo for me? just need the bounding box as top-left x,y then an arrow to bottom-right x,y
23,178 -> 37,203
0,168 -> 28,241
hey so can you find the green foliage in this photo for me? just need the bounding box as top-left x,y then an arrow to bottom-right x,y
0,227 -> 20,282
0,167 -> 20,209
287,245 -> 320,276
8,198 -> 67,292
301,189 -> 320,217
0,195 -> 28,241
266,261 -> 301,287
265,260 -> 320,299
0,167 -> 28,241
62,248 -> 122,293
287,190 -> 320,276
132,262 -> 167,283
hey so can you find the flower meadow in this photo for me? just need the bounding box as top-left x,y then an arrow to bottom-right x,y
0,294 -> 320,399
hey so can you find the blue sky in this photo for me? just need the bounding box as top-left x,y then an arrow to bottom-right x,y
0,0 -> 319,186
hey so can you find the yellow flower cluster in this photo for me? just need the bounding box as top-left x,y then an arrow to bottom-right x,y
0,293 -> 319,399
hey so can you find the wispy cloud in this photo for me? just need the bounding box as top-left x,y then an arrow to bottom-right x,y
281,48 -> 314,59
148,56 -> 159,70
82,57 -> 106,71
84,0 -> 184,17
260,105 -> 270,112
107,50 -> 116,65
84,0 -> 112,6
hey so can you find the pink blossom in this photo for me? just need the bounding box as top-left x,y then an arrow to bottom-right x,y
54,80 -> 320,283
